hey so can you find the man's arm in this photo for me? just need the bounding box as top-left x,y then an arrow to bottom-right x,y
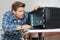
2,14 -> 18,31
2,13 -> 31,31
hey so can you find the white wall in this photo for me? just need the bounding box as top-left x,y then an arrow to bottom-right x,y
0,0 -> 60,29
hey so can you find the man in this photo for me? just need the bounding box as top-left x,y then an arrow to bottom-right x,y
2,1 -> 40,40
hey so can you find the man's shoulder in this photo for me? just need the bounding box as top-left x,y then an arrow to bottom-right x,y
24,11 -> 29,13
24,11 -> 29,15
4,10 -> 13,17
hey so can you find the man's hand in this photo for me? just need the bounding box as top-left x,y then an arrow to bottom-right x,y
34,5 -> 40,10
22,24 -> 31,29
17,25 -> 22,30
17,24 -> 31,30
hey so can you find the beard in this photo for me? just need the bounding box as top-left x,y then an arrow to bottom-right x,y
15,15 -> 24,20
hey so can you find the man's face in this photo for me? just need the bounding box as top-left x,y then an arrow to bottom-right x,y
13,7 -> 25,19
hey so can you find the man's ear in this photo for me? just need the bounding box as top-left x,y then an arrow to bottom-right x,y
12,10 -> 16,14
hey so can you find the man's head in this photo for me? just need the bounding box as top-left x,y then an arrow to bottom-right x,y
11,1 -> 25,19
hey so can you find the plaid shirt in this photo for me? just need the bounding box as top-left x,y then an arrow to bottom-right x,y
2,10 -> 29,40
2,10 -> 29,31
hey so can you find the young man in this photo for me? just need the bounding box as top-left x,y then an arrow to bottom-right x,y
2,1 -> 40,40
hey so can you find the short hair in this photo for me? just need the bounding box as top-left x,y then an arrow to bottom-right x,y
11,1 -> 25,11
